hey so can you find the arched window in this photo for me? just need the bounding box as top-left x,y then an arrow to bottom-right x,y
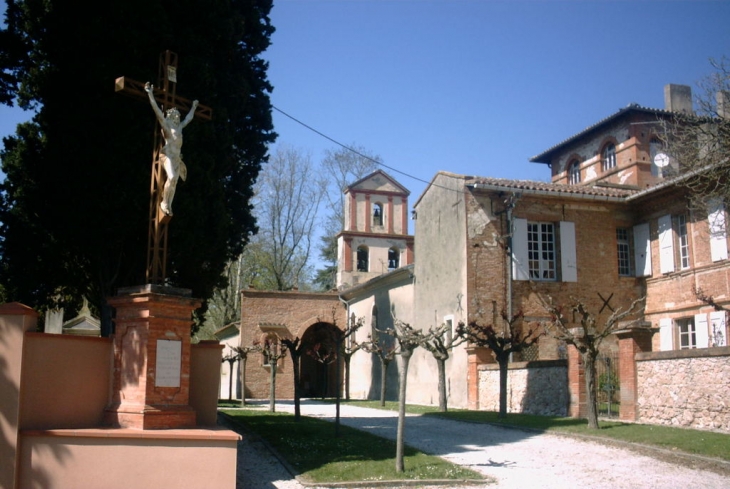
357,246 -> 369,272
372,203 -> 383,227
601,143 -> 616,172
388,247 -> 400,270
568,160 -> 581,184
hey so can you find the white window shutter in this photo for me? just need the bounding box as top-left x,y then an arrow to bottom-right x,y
659,318 -> 673,351
694,313 -> 709,348
708,200 -> 728,262
560,221 -> 577,282
512,218 -> 529,281
633,223 -> 652,277
710,311 -> 727,347
658,215 -> 675,274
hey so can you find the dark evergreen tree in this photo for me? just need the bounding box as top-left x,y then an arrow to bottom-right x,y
0,0 -> 276,334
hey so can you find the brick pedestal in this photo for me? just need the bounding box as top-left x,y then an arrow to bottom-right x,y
615,326 -> 655,422
567,344 -> 586,418
104,285 -> 201,429
466,346 -> 494,410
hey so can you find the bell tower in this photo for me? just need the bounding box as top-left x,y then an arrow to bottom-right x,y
337,170 -> 414,289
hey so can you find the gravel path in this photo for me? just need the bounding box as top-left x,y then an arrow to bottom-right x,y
227,400 -> 730,489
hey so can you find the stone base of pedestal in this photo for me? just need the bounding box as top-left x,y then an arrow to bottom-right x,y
106,284 -> 202,431
105,403 -> 197,430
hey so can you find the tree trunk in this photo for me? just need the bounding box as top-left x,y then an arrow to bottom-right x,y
268,360 -> 277,413
292,355 -> 302,421
240,356 -> 247,407
380,358 -> 388,407
437,358 -> 447,412
498,355 -> 509,419
344,354 -> 352,400
335,350 -> 342,437
584,352 -> 599,429
228,360 -> 234,401
396,352 -> 411,473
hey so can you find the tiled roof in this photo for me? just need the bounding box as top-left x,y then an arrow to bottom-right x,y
467,176 -> 638,200
530,104 -> 674,164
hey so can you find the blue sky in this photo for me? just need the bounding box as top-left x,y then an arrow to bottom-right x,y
2,0 -> 730,213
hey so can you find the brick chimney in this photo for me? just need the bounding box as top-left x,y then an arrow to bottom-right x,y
664,84 -> 693,114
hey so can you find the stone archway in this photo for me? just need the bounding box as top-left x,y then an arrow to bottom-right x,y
299,322 -> 342,399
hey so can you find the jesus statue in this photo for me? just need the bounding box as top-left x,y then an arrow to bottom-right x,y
144,82 -> 199,216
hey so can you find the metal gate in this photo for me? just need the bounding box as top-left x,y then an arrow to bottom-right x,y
596,352 -> 620,417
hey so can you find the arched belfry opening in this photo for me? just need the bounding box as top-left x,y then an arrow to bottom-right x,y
299,322 -> 342,398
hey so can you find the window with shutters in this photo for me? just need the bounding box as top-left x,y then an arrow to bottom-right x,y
677,318 -> 696,349
513,219 -> 576,282
662,314 -> 711,351
528,222 -> 556,280
658,213 -> 691,273
676,214 -> 690,269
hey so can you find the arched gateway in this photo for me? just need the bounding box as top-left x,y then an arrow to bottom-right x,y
238,289 -> 346,401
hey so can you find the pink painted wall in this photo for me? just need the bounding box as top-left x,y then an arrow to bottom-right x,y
20,333 -> 113,430
190,341 -> 224,426
18,429 -> 239,489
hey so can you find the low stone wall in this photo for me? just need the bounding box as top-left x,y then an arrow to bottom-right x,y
477,360 -> 568,416
636,347 -> 730,432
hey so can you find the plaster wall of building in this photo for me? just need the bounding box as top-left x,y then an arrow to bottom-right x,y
342,269 -> 414,402
411,173 -> 470,408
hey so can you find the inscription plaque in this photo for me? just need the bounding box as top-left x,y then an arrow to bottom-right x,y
156,339 -> 182,387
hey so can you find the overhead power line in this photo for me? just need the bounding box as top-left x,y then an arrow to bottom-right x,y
272,105 -> 436,188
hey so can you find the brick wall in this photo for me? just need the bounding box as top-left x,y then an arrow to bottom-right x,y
240,290 -> 344,400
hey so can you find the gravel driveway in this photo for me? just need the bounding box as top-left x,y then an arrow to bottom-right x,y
228,400 -> 730,489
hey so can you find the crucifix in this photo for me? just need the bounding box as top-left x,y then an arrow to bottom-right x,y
115,51 -> 212,284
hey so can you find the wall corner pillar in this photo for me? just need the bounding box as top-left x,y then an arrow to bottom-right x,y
0,302 -> 38,489
615,324 -> 655,422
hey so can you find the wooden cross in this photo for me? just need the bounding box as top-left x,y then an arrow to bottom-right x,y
115,51 -> 212,284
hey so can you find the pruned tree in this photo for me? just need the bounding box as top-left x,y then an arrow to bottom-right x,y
233,343 -> 262,406
542,296 -> 645,429
660,57 -> 730,211
342,315 -> 364,401
280,336 -> 305,421
261,336 -> 288,413
360,327 -> 397,407
457,307 -> 541,418
422,322 -> 468,412
380,317 -> 439,473
332,313 -> 363,436
221,348 -> 239,402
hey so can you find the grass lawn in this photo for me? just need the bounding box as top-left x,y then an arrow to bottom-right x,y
221,406 -> 485,485
340,400 -> 730,462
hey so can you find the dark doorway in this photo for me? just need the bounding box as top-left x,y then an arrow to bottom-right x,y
299,322 -> 342,398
